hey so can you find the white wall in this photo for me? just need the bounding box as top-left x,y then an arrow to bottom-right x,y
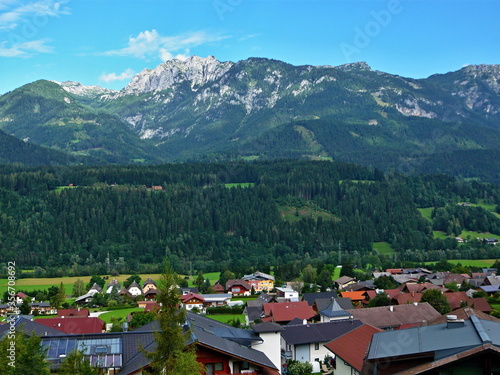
253,331 -> 283,374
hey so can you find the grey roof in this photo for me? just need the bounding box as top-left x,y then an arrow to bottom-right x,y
0,317 -> 66,339
245,305 -> 264,322
480,285 -> 500,293
320,300 -> 352,318
192,326 -> 277,369
302,292 -> 339,306
251,322 -> 285,333
367,316 -> 500,361
342,280 -> 376,291
486,276 -> 500,285
314,297 -> 354,312
134,312 -> 275,370
281,319 -> 363,345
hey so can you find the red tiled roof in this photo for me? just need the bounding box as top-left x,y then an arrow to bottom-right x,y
263,301 -> 316,323
441,292 -> 491,312
366,289 -> 401,300
394,292 -> 423,305
57,308 -> 89,317
386,269 -> 403,274
180,292 -> 205,303
36,317 -> 105,334
325,324 -> 382,371
225,279 -> 252,291
340,291 -> 366,301
15,292 -> 28,298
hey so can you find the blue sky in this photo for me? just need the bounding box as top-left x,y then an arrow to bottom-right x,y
1,0 -> 499,94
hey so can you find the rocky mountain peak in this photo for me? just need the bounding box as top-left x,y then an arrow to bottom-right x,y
57,81 -> 117,98
120,55 -> 234,96
335,61 -> 372,72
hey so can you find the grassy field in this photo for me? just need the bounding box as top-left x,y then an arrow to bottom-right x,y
417,207 -> 434,222
423,259 -> 497,268
332,266 -> 341,280
224,183 -> 255,188
206,314 -> 246,324
279,205 -> 338,223
98,308 -> 143,324
372,241 -> 395,255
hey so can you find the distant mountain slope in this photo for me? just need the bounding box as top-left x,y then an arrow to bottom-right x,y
0,127 -> 74,166
1,57 -> 499,180
0,80 -> 161,164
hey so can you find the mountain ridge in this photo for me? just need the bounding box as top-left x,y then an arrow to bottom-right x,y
0,56 -> 499,182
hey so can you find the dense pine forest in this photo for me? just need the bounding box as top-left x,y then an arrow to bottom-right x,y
1,160 -> 499,279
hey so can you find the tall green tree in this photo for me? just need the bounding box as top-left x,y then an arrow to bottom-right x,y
86,275 -> 105,290
124,274 -> 142,289
72,279 -> 86,297
147,260 -> 204,374
50,282 -> 66,309
0,332 -> 50,375
19,297 -> 31,315
421,289 -> 451,314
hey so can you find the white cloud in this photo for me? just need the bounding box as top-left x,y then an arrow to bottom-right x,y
0,0 -> 70,31
0,39 -> 53,57
99,68 -> 135,83
102,29 -> 227,61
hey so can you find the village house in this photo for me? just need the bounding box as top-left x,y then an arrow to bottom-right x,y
36,317 -> 106,335
242,271 -> 275,292
324,324 -> 382,375
180,292 -> 205,311
349,303 -> 441,331
262,301 -> 316,325
363,315 -> 500,374
57,308 -> 90,317
226,279 -> 252,296
142,278 -> 157,294
21,311 -> 281,375
281,319 -> 364,365
334,276 -> 356,290
275,287 -> 299,301
105,279 -> 121,294
126,281 -> 143,297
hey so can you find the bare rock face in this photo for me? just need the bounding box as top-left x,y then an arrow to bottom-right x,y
120,56 -> 234,96
58,81 -> 117,98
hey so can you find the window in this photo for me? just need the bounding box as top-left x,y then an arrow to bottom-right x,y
314,343 -> 319,350
240,361 -> 249,370
206,362 -> 223,374
94,346 -> 108,354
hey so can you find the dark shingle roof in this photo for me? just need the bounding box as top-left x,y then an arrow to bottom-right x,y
252,322 -> 285,333
281,319 -> 363,345
302,292 -> 339,306
0,317 -> 66,339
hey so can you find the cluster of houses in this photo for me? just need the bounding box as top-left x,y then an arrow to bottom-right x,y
2,268 -> 500,374
75,278 -> 159,305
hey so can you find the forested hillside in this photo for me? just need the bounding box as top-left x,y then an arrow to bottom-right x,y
0,161 -> 499,279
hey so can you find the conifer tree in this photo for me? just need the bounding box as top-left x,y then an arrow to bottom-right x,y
147,260 -> 204,374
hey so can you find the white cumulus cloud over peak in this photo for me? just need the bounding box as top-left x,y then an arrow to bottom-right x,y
102,29 -> 227,61
0,38 -> 53,57
0,0 -> 70,31
99,68 -> 135,83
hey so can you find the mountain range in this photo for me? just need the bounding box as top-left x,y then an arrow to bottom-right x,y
0,56 -> 499,182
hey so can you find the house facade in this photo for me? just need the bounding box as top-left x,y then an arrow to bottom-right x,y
242,272 -> 275,292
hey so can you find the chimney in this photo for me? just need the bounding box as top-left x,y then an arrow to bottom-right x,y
413,302 -> 418,306
303,319 -> 307,325
389,306 -> 393,312
446,315 -> 465,329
